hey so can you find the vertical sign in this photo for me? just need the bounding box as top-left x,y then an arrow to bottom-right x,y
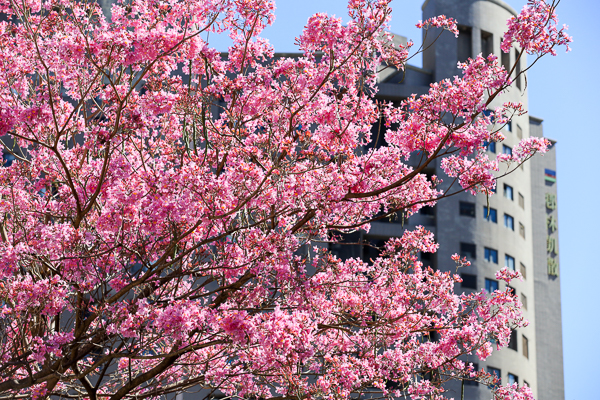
545,186 -> 559,276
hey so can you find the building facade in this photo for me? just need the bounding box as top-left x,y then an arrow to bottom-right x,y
356,0 -> 564,399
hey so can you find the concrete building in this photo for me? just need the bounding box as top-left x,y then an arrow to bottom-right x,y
341,0 -> 564,399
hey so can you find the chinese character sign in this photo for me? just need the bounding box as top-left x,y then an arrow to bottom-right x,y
545,192 -> 559,276
546,215 -> 557,232
545,193 -> 557,210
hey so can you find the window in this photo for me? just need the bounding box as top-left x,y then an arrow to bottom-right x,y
505,254 -> 515,271
517,124 -> 523,139
521,293 -> 528,310
461,273 -> 477,289
427,330 -> 440,343
484,248 -> 498,264
2,152 -> 15,167
419,205 -> 435,216
506,120 -> 512,132
484,140 -> 497,153
368,118 -> 390,150
329,231 -> 363,261
481,30 -> 493,56
482,109 -> 494,120
508,330 -> 518,351
518,193 -> 525,209
519,222 -> 526,239
465,363 -> 479,386
504,214 -> 514,230
485,278 -> 499,293
362,237 -> 387,263
416,206 -> 436,225
507,286 -> 515,295
460,201 -> 476,217
488,366 -> 501,388
519,263 -> 526,279
524,381 -> 530,388
503,145 -> 512,155
483,206 -> 497,223
508,373 -> 519,385
460,242 -> 476,260
503,184 -> 514,200
457,26 -> 473,63
522,335 -> 529,359
501,38 -> 510,70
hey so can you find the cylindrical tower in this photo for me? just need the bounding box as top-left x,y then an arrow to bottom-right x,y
371,1 -> 565,399
419,1 -> 555,399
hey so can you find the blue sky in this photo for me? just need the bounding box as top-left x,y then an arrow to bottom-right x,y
209,1 -> 597,398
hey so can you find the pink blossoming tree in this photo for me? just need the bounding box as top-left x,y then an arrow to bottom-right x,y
0,0 -> 570,399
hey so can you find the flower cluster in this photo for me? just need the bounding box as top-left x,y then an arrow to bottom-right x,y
417,15 -> 459,37
502,0 -> 572,56
0,0 -> 566,398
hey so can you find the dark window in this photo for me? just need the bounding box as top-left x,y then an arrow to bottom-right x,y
508,373 -> 519,385
420,206 -> 434,216
465,363 -> 479,386
501,41 -> 510,71
362,237 -> 387,263
367,116 -> 390,150
461,273 -> 477,289
508,330 -> 518,351
488,366 -> 501,389
483,206 -> 497,223
484,248 -> 498,264
460,242 -> 477,260
485,278 -> 499,293
522,335 -> 529,359
457,26 -> 473,63
503,184 -> 514,200
427,330 -> 440,343
460,201 -> 476,217
481,30 -> 493,56
329,232 -> 362,260
505,254 -> 515,270
503,144 -> 512,155
418,205 -> 435,223
504,214 -> 514,230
